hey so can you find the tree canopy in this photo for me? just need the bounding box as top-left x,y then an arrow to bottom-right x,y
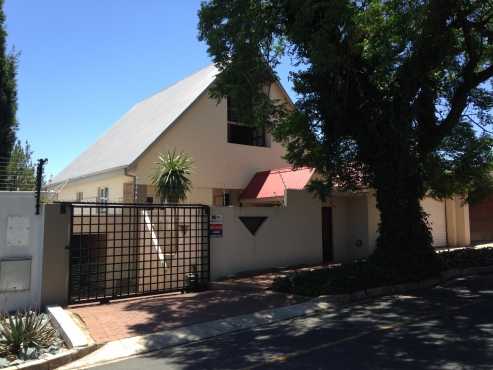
198,0 -> 493,275
0,0 -> 18,165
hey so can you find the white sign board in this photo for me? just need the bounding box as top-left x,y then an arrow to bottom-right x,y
210,214 -> 223,237
7,216 -> 31,248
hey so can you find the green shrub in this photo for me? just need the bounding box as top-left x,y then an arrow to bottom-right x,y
0,310 -> 57,358
271,247 -> 493,297
439,247 -> 493,270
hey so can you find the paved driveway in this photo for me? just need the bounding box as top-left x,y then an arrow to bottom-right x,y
69,279 -> 307,343
91,274 -> 493,370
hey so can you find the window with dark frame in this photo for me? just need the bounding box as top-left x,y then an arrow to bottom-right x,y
98,187 -> 109,203
227,96 -> 267,147
223,192 -> 231,207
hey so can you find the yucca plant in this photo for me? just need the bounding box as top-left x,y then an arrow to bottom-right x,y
0,310 -> 57,358
151,150 -> 193,203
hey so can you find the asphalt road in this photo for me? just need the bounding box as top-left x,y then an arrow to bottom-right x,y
91,274 -> 493,370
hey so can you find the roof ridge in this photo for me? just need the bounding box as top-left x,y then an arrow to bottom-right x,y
133,64 -> 216,106
51,64 -> 218,184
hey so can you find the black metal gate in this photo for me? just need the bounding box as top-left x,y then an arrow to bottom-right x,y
65,202 -> 210,304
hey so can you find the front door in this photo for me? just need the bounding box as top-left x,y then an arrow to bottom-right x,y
322,207 -> 333,263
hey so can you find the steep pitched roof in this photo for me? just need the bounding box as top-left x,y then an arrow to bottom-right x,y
52,64 -> 218,184
240,167 -> 315,200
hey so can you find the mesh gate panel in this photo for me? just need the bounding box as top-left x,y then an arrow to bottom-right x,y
67,203 -> 210,304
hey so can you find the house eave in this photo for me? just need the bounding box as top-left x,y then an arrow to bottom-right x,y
49,165 -> 129,187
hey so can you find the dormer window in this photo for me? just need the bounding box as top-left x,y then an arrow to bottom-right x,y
227,97 -> 267,147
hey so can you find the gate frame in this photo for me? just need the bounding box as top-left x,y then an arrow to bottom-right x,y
58,201 -> 211,304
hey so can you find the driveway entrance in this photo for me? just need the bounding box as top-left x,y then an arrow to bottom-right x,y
69,279 -> 307,343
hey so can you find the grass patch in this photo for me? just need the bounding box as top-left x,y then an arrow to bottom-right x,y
272,247 -> 493,297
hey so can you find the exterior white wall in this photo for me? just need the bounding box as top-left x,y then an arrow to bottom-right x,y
330,194 -> 372,263
210,190 -> 322,279
445,197 -> 471,247
0,192 -> 44,312
129,83 -> 290,204
422,197 -> 447,246
54,169 -> 131,203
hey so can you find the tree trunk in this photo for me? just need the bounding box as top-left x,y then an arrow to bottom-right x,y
370,155 -> 440,279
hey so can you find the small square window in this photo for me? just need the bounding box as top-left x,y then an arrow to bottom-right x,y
227,97 -> 267,147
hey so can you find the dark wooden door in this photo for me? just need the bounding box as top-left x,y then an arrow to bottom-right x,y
322,207 -> 333,263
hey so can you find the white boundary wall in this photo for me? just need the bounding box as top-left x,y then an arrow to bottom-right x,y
0,192 -> 44,312
211,190 -> 323,279
210,190 -> 470,279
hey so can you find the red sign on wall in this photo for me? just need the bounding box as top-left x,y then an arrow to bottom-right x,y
210,214 -> 223,237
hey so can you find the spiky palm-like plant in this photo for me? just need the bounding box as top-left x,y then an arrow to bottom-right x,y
0,310 -> 57,358
150,150 -> 193,203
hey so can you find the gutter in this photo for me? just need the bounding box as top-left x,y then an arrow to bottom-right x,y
49,165 -> 128,187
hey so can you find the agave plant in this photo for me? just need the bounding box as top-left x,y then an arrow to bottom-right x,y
150,150 -> 193,203
0,310 -> 57,358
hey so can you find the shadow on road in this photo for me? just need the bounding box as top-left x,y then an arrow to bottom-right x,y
130,275 -> 493,370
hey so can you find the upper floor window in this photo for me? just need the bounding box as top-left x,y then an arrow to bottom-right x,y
227,97 -> 267,147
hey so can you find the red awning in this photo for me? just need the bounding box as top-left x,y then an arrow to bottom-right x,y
240,167 -> 315,200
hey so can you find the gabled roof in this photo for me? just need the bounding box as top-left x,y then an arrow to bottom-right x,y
240,167 -> 315,201
52,64 -> 219,184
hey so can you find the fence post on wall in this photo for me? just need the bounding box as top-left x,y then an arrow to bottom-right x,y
205,205 -> 211,282
35,158 -> 48,215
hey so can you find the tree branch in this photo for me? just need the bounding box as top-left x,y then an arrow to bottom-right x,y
438,64 -> 493,136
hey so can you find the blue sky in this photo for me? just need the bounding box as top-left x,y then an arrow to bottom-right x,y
5,0 -> 295,178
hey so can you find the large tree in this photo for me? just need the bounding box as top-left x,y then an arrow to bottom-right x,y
0,0 -> 18,169
198,0 -> 493,276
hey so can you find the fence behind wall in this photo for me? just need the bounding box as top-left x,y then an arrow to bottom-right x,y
0,157 -> 48,215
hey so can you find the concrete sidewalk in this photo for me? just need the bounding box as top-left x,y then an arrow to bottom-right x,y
59,296 -> 334,369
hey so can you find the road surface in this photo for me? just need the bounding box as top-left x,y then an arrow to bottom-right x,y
91,274 -> 493,370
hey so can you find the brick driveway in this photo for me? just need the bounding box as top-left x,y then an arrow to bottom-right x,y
69,273 -> 311,343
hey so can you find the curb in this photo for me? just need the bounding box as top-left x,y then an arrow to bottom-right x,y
313,265 -> 493,304
57,299 -> 330,370
3,344 -> 100,370
47,306 -> 93,349
58,266 -> 493,369
2,307 -> 100,370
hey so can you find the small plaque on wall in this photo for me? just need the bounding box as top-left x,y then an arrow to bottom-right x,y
7,216 -> 31,248
0,258 -> 31,292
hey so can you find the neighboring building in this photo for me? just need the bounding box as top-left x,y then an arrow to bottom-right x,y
51,64 -> 471,260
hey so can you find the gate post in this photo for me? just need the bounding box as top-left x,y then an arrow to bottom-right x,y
41,203 -> 71,307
